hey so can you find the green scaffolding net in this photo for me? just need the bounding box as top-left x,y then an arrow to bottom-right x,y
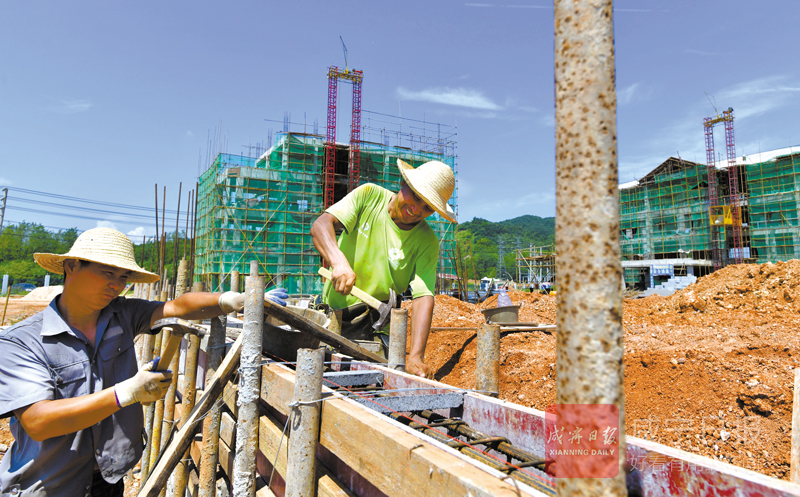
195,133 -> 457,295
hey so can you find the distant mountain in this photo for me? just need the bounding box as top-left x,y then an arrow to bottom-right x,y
456,215 -> 555,279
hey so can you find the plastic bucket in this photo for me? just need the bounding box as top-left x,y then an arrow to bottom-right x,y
480,305 -> 520,324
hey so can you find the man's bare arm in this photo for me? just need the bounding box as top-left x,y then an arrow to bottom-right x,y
14,389 -> 119,442
407,295 -> 434,378
150,292 -> 225,328
310,213 -> 357,295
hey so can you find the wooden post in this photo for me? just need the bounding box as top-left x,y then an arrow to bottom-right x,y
198,313 -> 228,497
172,281 -> 204,497
231,260 -> 264,497
792,368 -> 800,483
476,323 -> 500,397
388,308 -> 408,372
285,347 -> 325,497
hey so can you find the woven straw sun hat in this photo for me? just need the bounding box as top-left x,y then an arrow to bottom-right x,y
34,227 -> 160,283
397,159 -> 456,223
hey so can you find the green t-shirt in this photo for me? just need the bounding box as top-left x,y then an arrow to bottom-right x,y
322,183 -> 439,310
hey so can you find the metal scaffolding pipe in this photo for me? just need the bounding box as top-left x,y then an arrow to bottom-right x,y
476,323 -> 500,397
554,0 -> 626,494
198,313 -> 228,497
231,260 -> 264,497
388,308 -> 408,371
172,281 -> 204,497
229,270 -> 240,319
286,347 -> 325,497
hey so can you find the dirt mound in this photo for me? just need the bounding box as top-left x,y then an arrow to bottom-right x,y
420,263 -> 799,480
20,286 -> 62,301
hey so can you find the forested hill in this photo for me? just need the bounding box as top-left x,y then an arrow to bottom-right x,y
456,214 -> 555,279
459,215 -> 555,247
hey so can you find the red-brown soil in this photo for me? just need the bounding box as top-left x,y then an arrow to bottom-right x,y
3,261 -> 800,483
411,260 -> 800,481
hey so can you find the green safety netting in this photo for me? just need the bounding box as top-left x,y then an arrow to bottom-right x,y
195,134 -> 457,294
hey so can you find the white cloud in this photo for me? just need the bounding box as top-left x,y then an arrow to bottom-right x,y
0,177 -> 11,186
619,75 -> 800,182
128,227 -> 147,238
618,83 -> 639,105
60,100 -> 92,113
185,131 -> 194,137
96,220 -> 118,230
397,87 -> 502,110
541,114 -> 555,127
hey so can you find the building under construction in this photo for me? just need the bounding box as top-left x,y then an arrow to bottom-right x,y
194,125 -> 458,295
618,146 -> 800,290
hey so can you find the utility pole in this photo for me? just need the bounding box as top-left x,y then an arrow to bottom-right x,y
0,188 -> 8,234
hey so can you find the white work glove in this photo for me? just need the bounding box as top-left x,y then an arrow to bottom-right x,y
114,358 -> 173,408
265,287 -> 288,307
218,291 -> 246,313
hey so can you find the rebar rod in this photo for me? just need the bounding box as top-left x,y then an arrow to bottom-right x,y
554,0 -> 626,494
231,260 -> 264,497
387,411 -> 554,496
416,410 -> 545,470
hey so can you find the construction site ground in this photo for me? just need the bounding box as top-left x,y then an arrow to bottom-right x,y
1,260 -> 799,489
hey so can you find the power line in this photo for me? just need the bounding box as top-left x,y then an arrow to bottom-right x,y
0,186 -> 184,215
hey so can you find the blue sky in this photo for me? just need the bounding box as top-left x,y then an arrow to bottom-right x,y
2,1 -> 800,238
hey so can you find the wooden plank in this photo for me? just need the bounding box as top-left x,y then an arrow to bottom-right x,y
260,363 -> 536,497
138,333 -> 243,497
223,381 -> 238,418
220,411 -> 237,451
263,299 -> 386,363
258,406 -> 355,497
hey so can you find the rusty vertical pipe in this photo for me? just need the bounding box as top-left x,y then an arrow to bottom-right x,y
160,261 -> 189,453
231,260 -> 264,497
554,0 -> 626,494
172,281 -> 204,497
141,323 -> 163,482
175,259 -> 189,298
229,270 -> 240,319
286,347 -> 325,497
388,308 -> 408,372
148,327 -> 169,477
198,312 -> 228,497
476,323 -> 500,397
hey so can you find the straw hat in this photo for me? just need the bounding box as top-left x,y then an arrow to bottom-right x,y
397,159 -> 456,223
34,227 -> 160,283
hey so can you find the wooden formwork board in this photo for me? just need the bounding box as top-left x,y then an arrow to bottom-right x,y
371,364 -> 800,497
259,362 -> 547,497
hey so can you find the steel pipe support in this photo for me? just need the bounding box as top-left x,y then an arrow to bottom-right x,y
286,347 -> 325,497
555,0 -> 626,493
476,323 -> 500,397
231,261 -> 264,497
388,308 -> 408,371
